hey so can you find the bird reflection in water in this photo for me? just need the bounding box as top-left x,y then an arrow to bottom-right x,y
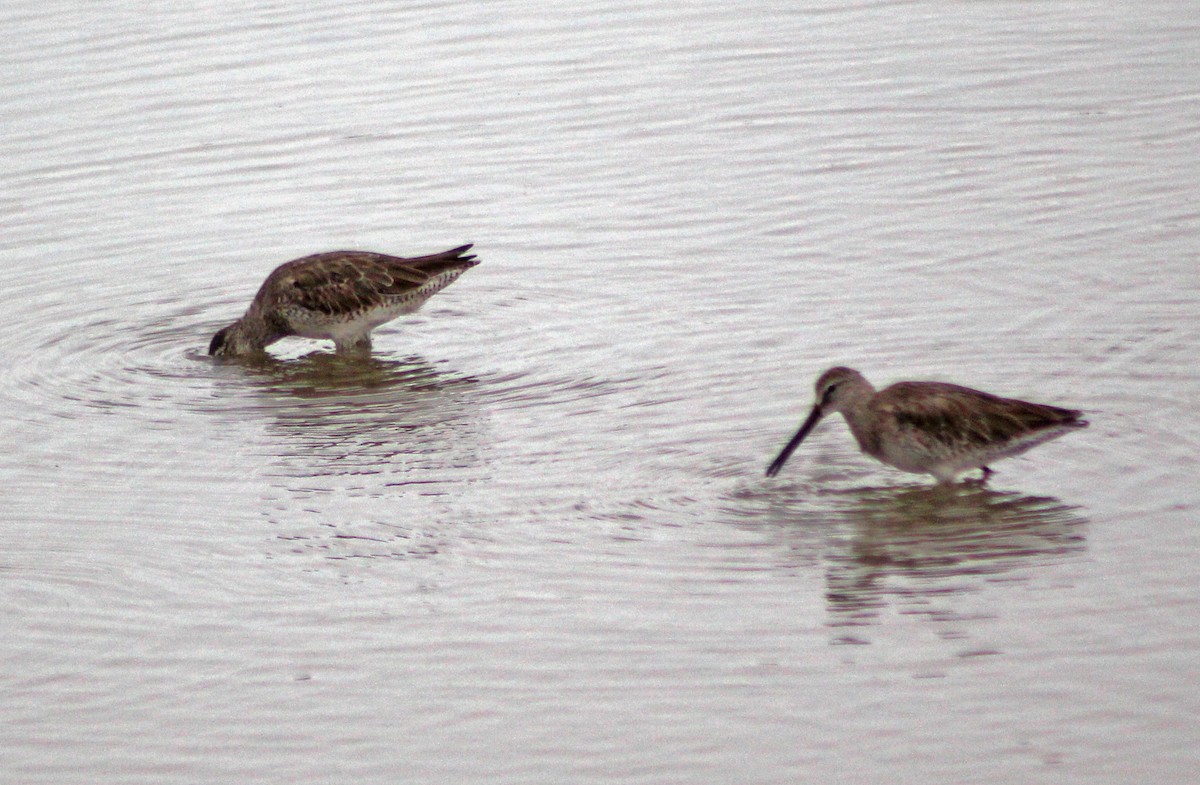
728,481 -> 1088,644
219,350 -> 484,475
207,350 -> 487,565
819,485 -> 1087,637
231,348 -> 465,399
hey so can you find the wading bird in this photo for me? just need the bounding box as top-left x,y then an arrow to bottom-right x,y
766,366 -> 1087,483
209,245 -> 478,356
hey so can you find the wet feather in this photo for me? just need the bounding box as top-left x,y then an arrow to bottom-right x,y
209,245 -> 478,356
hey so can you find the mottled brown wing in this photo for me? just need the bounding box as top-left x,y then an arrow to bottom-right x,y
883,382 -> 1083,451
259,253 -> 407,316
258,247 -> 475,317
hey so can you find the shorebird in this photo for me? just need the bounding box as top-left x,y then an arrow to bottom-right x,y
209,245 -> 478,356
765,366 -> 1087,483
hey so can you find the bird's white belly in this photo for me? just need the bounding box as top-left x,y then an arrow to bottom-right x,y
290,303 -> 409,342
877,437 -> 986,477
284,269 -> 465,344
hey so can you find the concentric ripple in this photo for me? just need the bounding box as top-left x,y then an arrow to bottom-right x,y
0,266 -> 228,424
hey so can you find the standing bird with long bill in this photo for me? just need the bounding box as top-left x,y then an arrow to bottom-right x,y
766,366 -> 1087,483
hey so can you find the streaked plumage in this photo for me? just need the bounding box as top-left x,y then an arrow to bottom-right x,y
766,366 -> 1087,483
209,245 -> 478,356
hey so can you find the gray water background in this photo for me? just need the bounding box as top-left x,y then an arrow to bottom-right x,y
3,2 -> 1199,783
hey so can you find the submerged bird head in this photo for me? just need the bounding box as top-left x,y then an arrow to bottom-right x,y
208,320 -> 260,356
765,366 -> 875,477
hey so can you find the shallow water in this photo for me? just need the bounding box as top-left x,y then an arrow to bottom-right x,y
3,2 -> 1199,783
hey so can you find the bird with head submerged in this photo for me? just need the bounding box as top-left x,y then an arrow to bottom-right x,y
209,244 -> 478,357
765,366 -> 1087,483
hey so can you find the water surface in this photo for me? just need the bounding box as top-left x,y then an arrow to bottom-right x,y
3,2 -> 1199,783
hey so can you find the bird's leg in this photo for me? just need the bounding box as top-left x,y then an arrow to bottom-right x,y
335,335 -> 373,355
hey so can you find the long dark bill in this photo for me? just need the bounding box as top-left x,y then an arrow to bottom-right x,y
765,405 -> 824,478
